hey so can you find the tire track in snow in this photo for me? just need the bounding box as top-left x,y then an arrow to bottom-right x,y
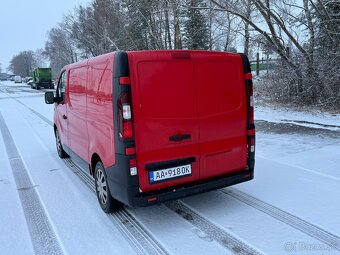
165,200 -> 264,255
10,93 -> 252,255
6,93 -> 169,255
280,119 -> 340,129
63,159 -> 169,255
12,89 -> 340,253
0,88 -> 284,255
9,95 -> 54,126
222,188 -> 340,251
0,94 -> 43,100
0,88 -> 52,126
0,112 -> 64,255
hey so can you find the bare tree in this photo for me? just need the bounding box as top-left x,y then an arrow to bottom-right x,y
172,0 -> 183,49
39,0 -> 339,107
45,24 -> 78,77
209,0 -> 339,106
164,0 -> 173,49
9,51 -> 36,77
34,48 -> 48,68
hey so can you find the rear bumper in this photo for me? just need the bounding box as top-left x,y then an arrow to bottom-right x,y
106,155 -> 254,208
130,169 -> 253,207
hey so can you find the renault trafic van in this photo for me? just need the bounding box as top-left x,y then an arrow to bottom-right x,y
45,50 -> 255,213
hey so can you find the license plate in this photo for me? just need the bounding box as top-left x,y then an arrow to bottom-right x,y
149,164 -> 192,183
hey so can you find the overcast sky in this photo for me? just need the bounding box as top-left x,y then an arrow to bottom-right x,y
0,0 -> 89,72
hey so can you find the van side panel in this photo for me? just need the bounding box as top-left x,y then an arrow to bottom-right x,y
68,65 -> 89,162
87,54 -> 115,168
193,53 -> 248,179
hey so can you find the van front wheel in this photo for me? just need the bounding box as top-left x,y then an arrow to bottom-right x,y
55,129 -> 68,158
94,161 -> 123,213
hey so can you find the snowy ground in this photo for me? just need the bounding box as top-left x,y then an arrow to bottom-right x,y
0,80 -> 339,255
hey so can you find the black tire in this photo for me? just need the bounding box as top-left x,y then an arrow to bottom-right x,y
55,129 -> 68,158
94,161 -> 123,213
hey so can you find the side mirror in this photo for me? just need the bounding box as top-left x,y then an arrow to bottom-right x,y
45,91 -> 55,104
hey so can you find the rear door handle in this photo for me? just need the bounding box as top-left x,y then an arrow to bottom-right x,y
62,115 -> 67,120
169,134 -> 191,142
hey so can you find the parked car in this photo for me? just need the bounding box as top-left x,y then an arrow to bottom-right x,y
14,76 -> 22,83
27,77 -> 33,85
24,76 -> 32,83
0,73 -> 9,81
45,50 -> 255,213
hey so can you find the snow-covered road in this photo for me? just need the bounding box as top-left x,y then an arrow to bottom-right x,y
1,80 -> 339,255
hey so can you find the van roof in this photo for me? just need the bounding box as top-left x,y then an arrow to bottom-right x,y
63,50 -> 240,71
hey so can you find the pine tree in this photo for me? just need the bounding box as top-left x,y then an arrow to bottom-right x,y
123,0 -> 155,50
314,0 -> 339,50
313,0 -> 340,106
184,0 -> 209,50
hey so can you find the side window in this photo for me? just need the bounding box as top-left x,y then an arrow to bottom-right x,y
57,71 -> 67,102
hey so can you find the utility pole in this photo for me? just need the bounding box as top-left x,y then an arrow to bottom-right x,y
209,0 -> 213,50
256,52 -> 260,76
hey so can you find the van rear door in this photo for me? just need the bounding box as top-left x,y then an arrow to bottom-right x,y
193,52 -> 247,179
128,51 -> 200,192
128,51 -> 247,193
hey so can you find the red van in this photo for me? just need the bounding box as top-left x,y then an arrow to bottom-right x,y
45,50 -> 255,213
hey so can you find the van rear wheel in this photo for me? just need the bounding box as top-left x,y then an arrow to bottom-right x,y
55,129 -> 68,158
94,161 -> 123,213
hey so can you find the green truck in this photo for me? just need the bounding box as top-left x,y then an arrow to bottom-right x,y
31,68 -> 53,89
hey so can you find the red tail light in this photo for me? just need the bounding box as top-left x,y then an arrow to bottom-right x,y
246,79 -> 255,127
129,159 -> 137,167
123,122 -> 133,139
118,92 -> 134,140
245,73 -> 255,170
119,76 -> 131,85
148,197 -> 157,202
125,147 -> 136,155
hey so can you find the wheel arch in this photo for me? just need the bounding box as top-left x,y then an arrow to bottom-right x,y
91,153 -> 102,176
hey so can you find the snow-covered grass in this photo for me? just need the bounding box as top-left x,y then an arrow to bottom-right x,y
255,105 -> 340,131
